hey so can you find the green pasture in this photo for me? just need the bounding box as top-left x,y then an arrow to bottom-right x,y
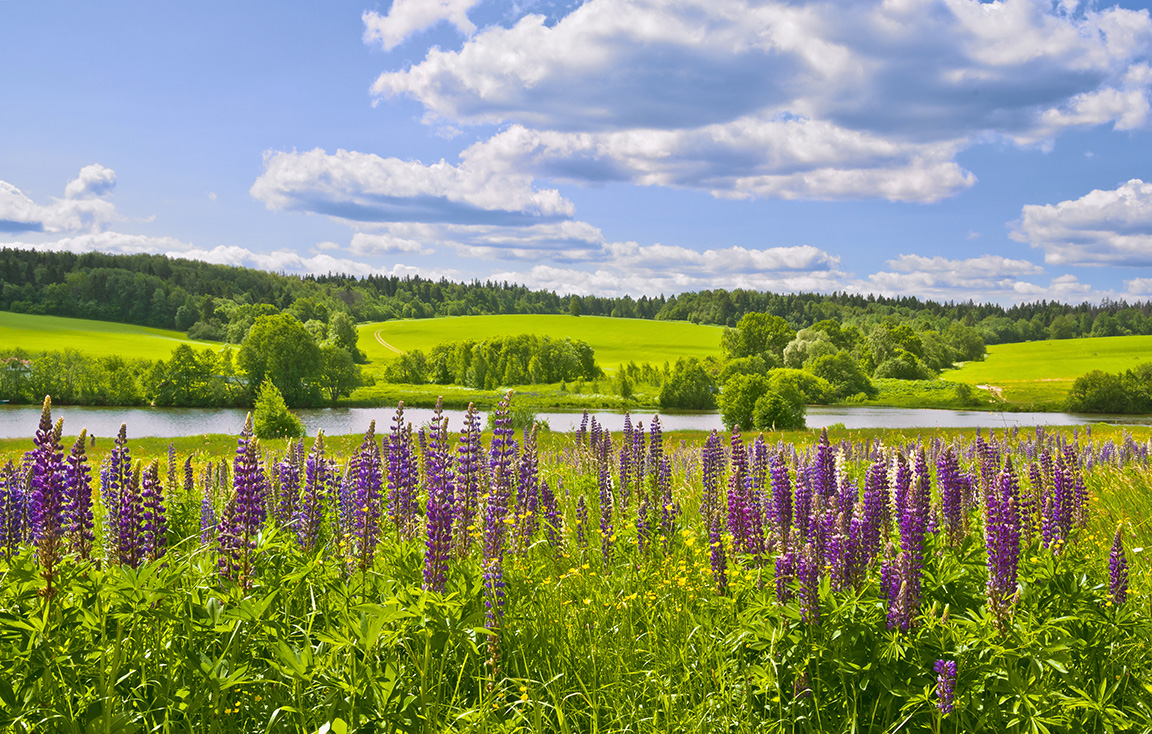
358,314 -> 724,371
949,334 -> 1152,408
0,311 -> 219,361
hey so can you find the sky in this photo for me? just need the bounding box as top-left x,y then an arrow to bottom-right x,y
3,0 -> 1152,305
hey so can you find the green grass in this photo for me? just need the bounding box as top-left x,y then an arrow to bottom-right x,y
358,314 -> 723,371
949,335 -> 1152,408
0,311 -> 220,361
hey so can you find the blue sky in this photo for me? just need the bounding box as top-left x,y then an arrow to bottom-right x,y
3,0 -> 1152,304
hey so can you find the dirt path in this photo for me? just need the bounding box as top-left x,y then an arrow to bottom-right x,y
373,331 -> 404,355
977,384 -> 1003,400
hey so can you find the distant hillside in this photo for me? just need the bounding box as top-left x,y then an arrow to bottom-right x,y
0,310 -> 220,361
3,248 -> 1152,345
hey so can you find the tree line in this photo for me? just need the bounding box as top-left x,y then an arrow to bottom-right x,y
4,249 -> 1152,347
383,334 -> 601,389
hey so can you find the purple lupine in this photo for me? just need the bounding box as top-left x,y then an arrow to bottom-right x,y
0,462 -> 26,558
274,440 -> 302,531
934,660 -> 957,714
937,445 -> 965,546
636,494 -> 650,554
864,455 -> 891,542
540,479 -> 562,550
352,422 -> 384,572
217,415 -> 267,585
423,401 -> 455,593
295,432 -> 327,552
575,494 -> 588,548
104,425 -> 143,568
1109,524 -> 1128,607
199,472 -> 216,547
454,403 -> 483,556
774,547 -> 796,604
859,483 -> 885,568
483,391 -> 516,668
29,398 -> 67,586
183,455 -> 194,495
647,415 -> 664,496
386,403 -> 420,541
769,452 -> 793,548
985,457 -> 1021,621
709,510 -> 729,596
63,430 -> 95,560
726,426 -> 752,553
701,431 -> 724,530
796,541 -> 819,624
811,428 -> 836,498
139,460 -> 168,563
618,413 -> 633,510
599,440 -> 615,569
793,464 -> 814,542
659,455 -> 677,545
513,424 -> 540,552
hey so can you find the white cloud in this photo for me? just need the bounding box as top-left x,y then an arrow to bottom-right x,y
855,253 -> 1091,302
63,164 -> 117,199
0,166 -> 119,234
363,0 -> 1152,203
362,0 -> 483,52
251,147 -> 574,225
1011,179 -> 1152,265
885,253 -> 1043,276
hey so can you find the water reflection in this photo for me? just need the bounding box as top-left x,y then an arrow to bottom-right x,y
1,403 -> 1147,439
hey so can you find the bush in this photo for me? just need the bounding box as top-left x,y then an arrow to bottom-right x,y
718,373 -> 769,429
806,351 -> 874,400
1065,367 -> 1151,414
752,391 -> 806,430
873,350 -> 935,381
659,357 -> 717,410
253,378 -> 305,439
767,369 -> 833,405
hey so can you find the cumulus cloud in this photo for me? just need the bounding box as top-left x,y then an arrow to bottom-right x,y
251,148 -> 574,226
856,253 -> 1084,302
362,0 -> 1152,203
362,0 -> 483,52
0,166 -> 119,234
1011,179 -> 1152,266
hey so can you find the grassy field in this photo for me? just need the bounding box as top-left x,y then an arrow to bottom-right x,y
358,314 -> 724,371
949,334 -> 1152,409
0,310 -> 219,361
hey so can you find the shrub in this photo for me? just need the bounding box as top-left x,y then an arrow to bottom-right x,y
873,350 -> 935,381
252,378 -> 304,439
659,357 -> 717,410
806,351 -> 874,400
752,391 -> 806,430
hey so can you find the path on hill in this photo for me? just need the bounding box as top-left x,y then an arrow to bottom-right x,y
373,331 -> 404,355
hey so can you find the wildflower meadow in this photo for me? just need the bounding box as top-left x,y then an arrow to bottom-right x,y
1,393 -> 1150,732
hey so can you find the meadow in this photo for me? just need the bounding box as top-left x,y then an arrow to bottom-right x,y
950,334 -> 1152,409
357,314 -> 725,371
1,395 -> 1150,732
0,311 -> 219,362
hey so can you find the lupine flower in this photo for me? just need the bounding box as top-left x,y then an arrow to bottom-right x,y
774,547 -> 796,603
618,413 -> 633,510
540,478 -> 562,550
0,461 -> 26,558
482,391 -> 518,678
599,439 -> 615,569
29,398 -> 67,586
796,541 -> 819,624
1109,524 -> 1128,607
423,401 -> 455,593
636,494 -> 650,554
104,425 -> 144,568
793,467 -> 814,542
352,422 -> 384,573
217,415 -> 267,585
647,415 -> 664,500
295,432 -> 327,552
274,441 -> 302,530
575,494 -> 588,548
514,424 -> 540,552
454,404 -> 483,556
769,452 -> 792,548
139,460 -> 168,563
985,457 -> 1021,621
934,660 -> 957,714
811,428 -> 836,498
183,455 -> 194,495
937,445 -> 965,546
63,430 -> 94,560
386,403 -> 420,541
199,472 -> 216,547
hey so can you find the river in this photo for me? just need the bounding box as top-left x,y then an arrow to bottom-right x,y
0,404 -> 1146,439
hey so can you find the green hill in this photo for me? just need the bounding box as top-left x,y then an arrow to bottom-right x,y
950,334 -> 1152,406
358,314 -> 724,372
0,311 -> 220,361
